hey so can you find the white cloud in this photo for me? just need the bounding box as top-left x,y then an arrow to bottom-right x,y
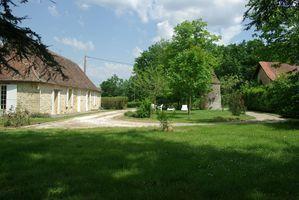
132,46 -> 142,58
54,37 -> 95,51
77,0 -> 248,44
218,25 -> 242,45
48,5 -> 60,17
153,20 -> 174,42
87,62 -> 133,83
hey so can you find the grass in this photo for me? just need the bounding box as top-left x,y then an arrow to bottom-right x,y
0,122 -> 298,199
123,109 -> 254,123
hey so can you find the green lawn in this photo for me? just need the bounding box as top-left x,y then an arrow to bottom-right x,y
124,110 -> 254,123
0,123 -> 298,199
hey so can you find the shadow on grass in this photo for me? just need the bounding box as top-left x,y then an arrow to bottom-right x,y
0,128 -> 298,199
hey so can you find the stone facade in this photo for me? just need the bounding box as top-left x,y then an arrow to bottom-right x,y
13,82 -> 101,115
206,83 -> 222,110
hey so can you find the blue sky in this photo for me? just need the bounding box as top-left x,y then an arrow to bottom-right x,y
14,0 -> 253,85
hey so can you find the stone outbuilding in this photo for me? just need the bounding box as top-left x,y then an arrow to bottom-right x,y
205,72 -> 222,110
0,52 -> 101,115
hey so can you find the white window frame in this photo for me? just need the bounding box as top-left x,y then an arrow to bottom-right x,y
66,88 -> 69,108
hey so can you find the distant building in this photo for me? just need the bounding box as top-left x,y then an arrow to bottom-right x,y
256,61 -> 299,85
202,72 -> 221,110
0,52 -> 101,115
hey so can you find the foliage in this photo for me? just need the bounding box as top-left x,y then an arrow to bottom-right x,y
127,101 -> 141,108
124,111 -> 137,118
136,99 -> 152,118
228,92 -> 246,116
100,74 -> 127,97
220,75 -> 244,109
156,111 -> 172,132
215,40 -> 278,80
2,107 -> 30,127
0,0 -> 64,77
133,65 -> 169,103
30,113 -> 51,118
169,46 -> 215,114
101,97 -> 128,110
243,74 -> 299,118
244,0 -> 299,64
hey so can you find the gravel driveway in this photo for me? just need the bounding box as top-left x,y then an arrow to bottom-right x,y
32,110 -> 209,129
31,110 -> 286,129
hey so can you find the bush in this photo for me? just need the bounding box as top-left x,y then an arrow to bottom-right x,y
136,99 -> 152,118
243,74 -> 299,118
101,96 -> 128,109
3,107 -> 31,127
127,101 -> 141,108
228,92 -> 246,116
157,111 -> 172,132
124,111 -> 137,118
30,113 -> 51,118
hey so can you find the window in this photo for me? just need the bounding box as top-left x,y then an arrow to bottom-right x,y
1,85 -> 7,110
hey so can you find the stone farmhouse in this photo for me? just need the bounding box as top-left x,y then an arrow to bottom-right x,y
0,52 -> 101,115
256,61 -> 299,85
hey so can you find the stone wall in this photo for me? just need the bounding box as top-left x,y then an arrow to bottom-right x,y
257,68 -> 271,85
206,83 -> 222,110
16,82 -> 101,115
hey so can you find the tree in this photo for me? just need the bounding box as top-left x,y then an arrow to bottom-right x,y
100,75 -> 126,97
169,46 -> 214,115
168,19 -> 218,115
0,0 -> 64,77
215,39 -> 277,81
244,0 -> 299,63
133,65 -> 169,103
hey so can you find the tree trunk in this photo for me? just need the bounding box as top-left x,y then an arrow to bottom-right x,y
188,95 -> 192,115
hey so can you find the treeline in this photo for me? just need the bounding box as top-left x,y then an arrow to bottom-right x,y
100,0 -> 299,117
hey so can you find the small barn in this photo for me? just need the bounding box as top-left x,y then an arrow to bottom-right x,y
256,61 -> 299,85
0,52 -> 101,115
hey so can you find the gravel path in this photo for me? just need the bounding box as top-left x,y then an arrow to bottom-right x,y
32,110 -> 210,129
246,111 -> 286,122
31,110 -> 286,129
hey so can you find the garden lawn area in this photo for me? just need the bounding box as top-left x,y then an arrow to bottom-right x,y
0,122 -> 298,199
124,109 -> 254,123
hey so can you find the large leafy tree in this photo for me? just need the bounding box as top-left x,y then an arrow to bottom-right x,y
244,0 -> 299,63
169,19 -> 218,115
100,75 -> 127,97
0,0 -> 63,77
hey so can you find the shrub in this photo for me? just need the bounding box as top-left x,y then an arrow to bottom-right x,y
101,96 -> 128,109
136,99 -> 152,118
228,92 -> 246,116
30,113 -> 51,118
157,111 -> 172,132
127,101 -> 141,108
243,74 -> 299,118
124,111 -> 137,118
3,107 -> 31,127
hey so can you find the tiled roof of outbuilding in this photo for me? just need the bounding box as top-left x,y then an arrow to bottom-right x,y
259,62 -> 299,81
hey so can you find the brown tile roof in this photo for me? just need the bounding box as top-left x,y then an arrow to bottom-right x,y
0,52 -> 100,92
259,61 -> 299,81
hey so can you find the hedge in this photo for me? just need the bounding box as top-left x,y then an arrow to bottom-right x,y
243,74 -> 299,118
101,97 -> 128,109
127,101 -> 141,108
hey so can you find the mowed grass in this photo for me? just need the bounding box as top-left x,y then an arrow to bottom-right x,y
124,109 -> 254,123
0,122 -> 298,199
